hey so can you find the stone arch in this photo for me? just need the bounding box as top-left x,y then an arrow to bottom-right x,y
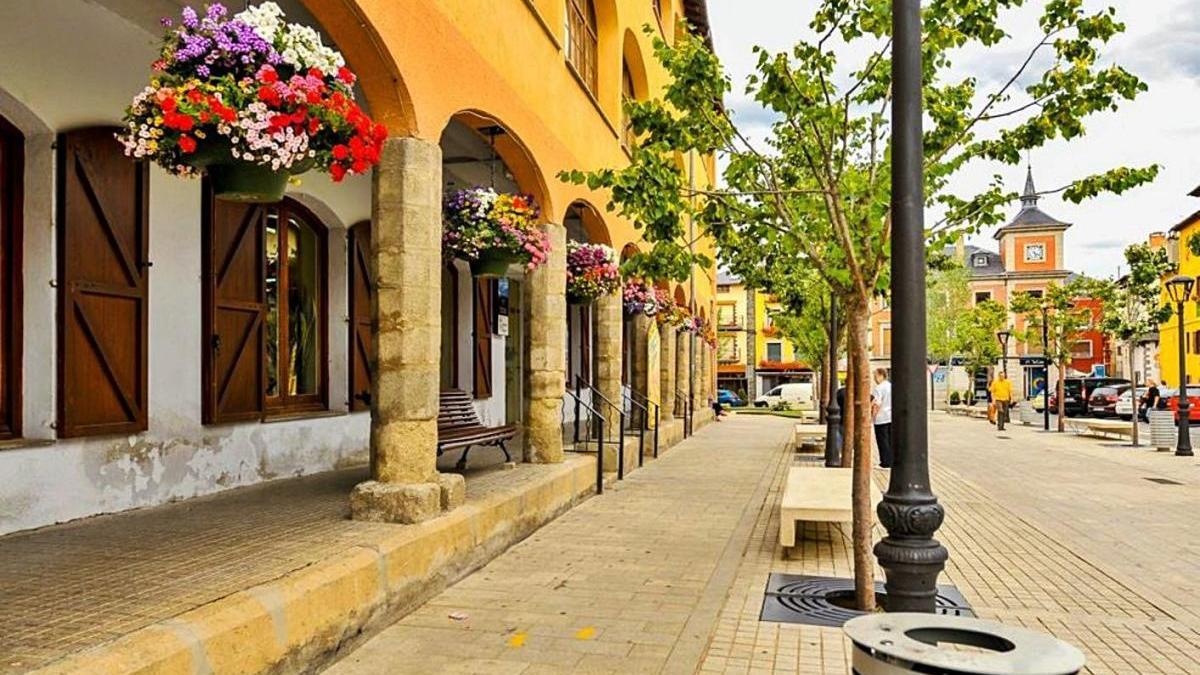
622,29 -> 650,101
299,0 -> 417,136
440,110 -> 554,220
591,0 -> 622,120
673,285 -> 687,307
620,243 -> 640,263
564,200 -> 612,245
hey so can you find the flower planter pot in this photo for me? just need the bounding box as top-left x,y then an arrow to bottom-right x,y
471,251 -> 523,278
207,162 -> 289,203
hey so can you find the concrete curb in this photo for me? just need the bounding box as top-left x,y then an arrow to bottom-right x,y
34,457 -> 598,675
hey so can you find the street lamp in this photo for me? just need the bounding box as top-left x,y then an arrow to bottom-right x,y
874,0 -> 948,614
825,298 -> 841,467
1040,302 -> 1050,432
996,329 -> 1011,376
1165,275 -> 1194,457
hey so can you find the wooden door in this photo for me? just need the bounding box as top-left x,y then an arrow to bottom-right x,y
57,128 -> 149,438
473,278 -> 493,399
203,196 -> 266,423
0,115 -> 22,439
348,220 -> 373,411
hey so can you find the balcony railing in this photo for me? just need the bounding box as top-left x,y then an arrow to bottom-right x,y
717,311 -> 741,328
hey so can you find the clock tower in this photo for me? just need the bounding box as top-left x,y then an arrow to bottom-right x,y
994,166 -> 1072,274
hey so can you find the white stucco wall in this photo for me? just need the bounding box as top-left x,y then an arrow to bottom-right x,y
0,0 -> 382,535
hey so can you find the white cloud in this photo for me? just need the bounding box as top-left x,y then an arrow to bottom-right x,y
705,0 -> 1200,279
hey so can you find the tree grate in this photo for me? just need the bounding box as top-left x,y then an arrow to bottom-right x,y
760,574 -> 974,627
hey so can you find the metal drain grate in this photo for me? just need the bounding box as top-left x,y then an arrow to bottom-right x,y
1145,477 -> 1185,485
760,574 -> 975,627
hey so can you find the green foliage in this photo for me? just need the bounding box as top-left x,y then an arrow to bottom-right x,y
1010,277 -> 1100,367
956,299 -> 1008,376
763,271 -> 836,368
949,391 -> 961,405
926,263 -> 973,363
1092,243 -> 1174,343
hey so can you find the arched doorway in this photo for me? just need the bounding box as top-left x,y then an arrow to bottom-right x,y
564,201 -> 610,392
438,112 -> 548,468
0,113 -> 21,439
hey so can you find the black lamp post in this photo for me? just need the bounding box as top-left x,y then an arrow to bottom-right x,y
996,330 -> 1011,377
1165,275 -> 1194,457
1040,303 -> 1050,432
825,298 -> 842,467
874,0 -> 948,613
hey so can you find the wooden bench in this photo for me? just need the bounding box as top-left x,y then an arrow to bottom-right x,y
438,390 -> 517,471
779,467 -> 882,555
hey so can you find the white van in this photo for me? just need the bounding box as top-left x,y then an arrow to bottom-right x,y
754,382 -> 816,411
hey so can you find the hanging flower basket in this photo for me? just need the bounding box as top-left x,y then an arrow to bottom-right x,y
623,280 -> 660,316
118,2 -> 387,203
443,187 -> 550,277
567,242 -> 620,304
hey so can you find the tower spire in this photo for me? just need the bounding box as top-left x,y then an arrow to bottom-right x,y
1021,163 -> 1038,210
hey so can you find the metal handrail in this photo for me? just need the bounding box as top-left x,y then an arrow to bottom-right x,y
564,388 -> 606,494
625,388 -> 661,461
573,376 -> 627,480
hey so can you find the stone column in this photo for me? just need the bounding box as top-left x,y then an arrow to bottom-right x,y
523,222 -> 567,464
631,313 -> 651,427
351,137 -> 460,524
691,335 -> 704,415
675,331 -> 690,417
595,291 -> 623,415
659,325 -> 676,422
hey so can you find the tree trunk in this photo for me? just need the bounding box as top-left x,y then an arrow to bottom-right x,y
844,297 -> 876,613
1057,363 -> 1066,432
1129,341 -> 1139,446
818,352 -> 830,424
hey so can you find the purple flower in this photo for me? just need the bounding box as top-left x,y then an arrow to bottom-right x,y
181,7 -> 198,28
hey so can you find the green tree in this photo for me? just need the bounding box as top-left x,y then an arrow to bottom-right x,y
927,263 -> 973,367
955,299 -> 1007,395
1092,244 -> 1174,444
1011,278 -> 1101,432
563,3 -> 1157,610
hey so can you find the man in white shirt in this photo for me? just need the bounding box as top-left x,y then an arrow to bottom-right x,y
871,368 -> 893,468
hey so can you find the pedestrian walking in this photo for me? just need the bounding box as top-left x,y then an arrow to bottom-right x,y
989,371 -> 1013,431
870,368 -> 893,468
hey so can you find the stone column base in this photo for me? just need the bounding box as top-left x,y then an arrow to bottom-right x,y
437,472 -> 466,511
350,480 -> 441,524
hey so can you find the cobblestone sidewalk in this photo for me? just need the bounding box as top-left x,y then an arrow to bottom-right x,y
324,415 -> 795,675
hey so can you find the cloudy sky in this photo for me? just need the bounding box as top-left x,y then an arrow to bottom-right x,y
705,0 -> 1200,279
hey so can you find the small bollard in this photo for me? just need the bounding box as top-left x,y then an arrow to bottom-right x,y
844,613 -> 1085,675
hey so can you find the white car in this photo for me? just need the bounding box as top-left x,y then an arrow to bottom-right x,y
1115,388 -> 1139,420
754,382 -> 816,411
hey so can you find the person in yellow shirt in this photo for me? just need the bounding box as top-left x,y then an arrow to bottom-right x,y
989,371 -> 1014,431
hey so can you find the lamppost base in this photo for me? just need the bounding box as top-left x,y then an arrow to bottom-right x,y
874,537 -> 949,613
1176,448 -> 1194,457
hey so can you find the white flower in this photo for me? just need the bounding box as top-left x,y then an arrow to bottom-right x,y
235,2 -> 285,42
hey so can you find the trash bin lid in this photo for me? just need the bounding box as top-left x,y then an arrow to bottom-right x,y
844,613 -> 1085,675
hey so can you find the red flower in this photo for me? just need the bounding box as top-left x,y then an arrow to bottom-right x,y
198,111 -> 211,123
331,144 -> 349,160
308,118 -> 321,135
163,112 -> 194,131
308,67 -> 323,80
306,90 -> 321,105
337,66 -> 356,84
258,86 -> 280,106
160,97 -> 178,113
330,163 -> 347,182
351,159 -> 367,174
258,65 -> 278,83
186,89 -> 204,103
178,136 -> 197,153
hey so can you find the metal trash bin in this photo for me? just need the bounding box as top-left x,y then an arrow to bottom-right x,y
1018,403 -> 1038,426
1148,409 -> 1176,451
844,612 -> 1085,675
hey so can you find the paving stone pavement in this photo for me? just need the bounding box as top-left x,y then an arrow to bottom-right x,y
323,415 -> 793,675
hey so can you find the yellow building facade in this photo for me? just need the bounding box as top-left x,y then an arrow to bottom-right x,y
1159,213 -> 1200,387
715,274 -> 810,400
0,0 -> 719,533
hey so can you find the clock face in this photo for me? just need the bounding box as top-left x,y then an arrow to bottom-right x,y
1025,243 -> 1046,262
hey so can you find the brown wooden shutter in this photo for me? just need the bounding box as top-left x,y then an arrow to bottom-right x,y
57,128 -> 149,438
473,278 -> 493,399
348,220 -> 373,411
202,193 -> 266,423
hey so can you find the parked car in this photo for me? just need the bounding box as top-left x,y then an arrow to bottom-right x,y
1162,386 -> 1200,423
1088,384 -> 1131,418
754,382 -> 816,410
717,389 -> 744,407
1114,387 -> 1140,420
1047,377 -> 1131,417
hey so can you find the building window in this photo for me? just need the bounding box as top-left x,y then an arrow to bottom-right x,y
1027,289 -> 1043,298
0,115 -> 21,439
973,255 -> 988,267
566,0 -> 598,95
204,196 -> 328,422
974,291 -> 991,304
653,0 -> 664,24
717,303 -> 736,326
1024,243 -> 1046,263
766,342 -> 782,362
718,335 -> 738,363
621,63 -> 636,150
1070,340 -> 1093,359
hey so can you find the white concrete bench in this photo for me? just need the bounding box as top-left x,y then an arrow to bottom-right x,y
792,423 -> 827,451
1067,419 -> 1134,440
780,467 -> 882,554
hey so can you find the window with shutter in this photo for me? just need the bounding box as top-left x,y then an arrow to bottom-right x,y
474,278 -> 493,399
0,115 -> 22,439
203,193 -> 328,421
348,220 -> 373,411
57,128 -> 149,438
